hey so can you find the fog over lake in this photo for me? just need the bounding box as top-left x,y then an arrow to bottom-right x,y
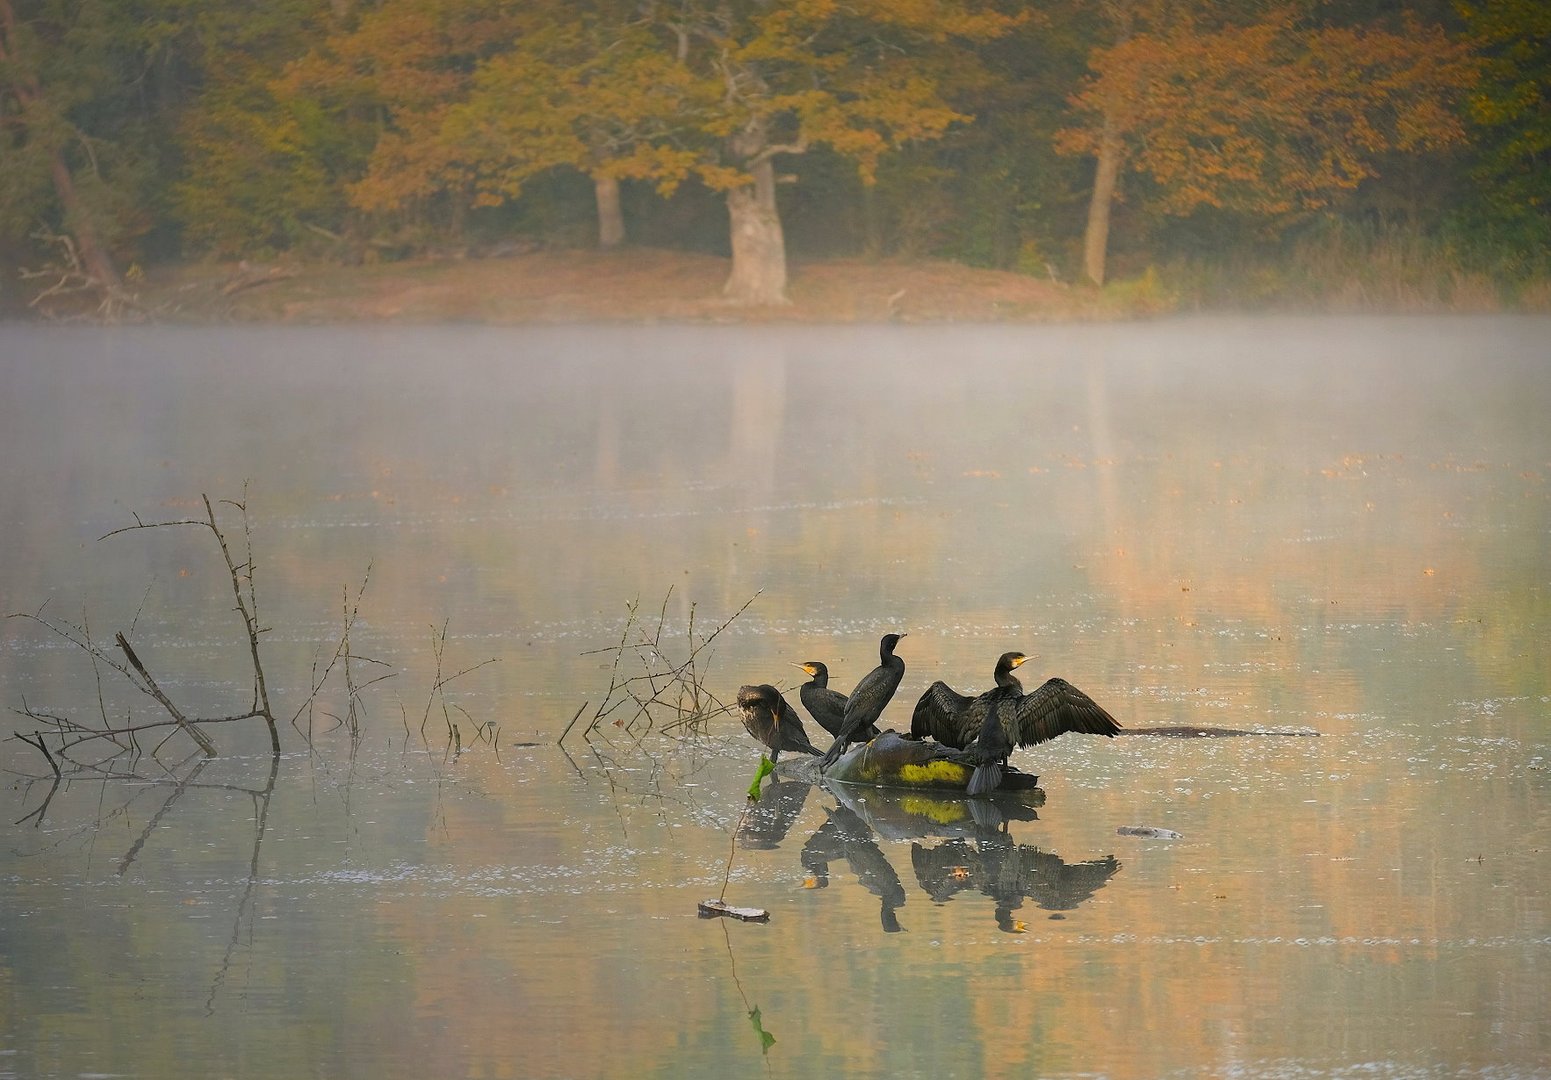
2,317 -> 1547,1078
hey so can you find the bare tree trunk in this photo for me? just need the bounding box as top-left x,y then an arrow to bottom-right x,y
594,173 -> 625,249
723,155 -> 788,305
1082,119 -> 1123,287
48,152 -> 123,289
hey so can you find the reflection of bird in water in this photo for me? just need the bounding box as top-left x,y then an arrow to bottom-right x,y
736,684 -> 821,762
800,804 -> 908,933
819,633 -> 907,769
911,834 -> 1122,931
911,838 -> 984,904
737,779 -> 811,850
946,652 -> 1120,796
794,660 -> 879,743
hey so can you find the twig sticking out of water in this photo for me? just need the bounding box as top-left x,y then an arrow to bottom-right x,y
563,588 -> 759,745
418,618 -> 500,757
292,565 -> 396,746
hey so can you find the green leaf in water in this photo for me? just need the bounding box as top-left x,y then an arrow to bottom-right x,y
748,1005 -> 776,1052
746,755 -> 774,799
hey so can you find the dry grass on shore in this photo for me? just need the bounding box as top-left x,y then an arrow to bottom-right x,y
138,248 -> 1137,325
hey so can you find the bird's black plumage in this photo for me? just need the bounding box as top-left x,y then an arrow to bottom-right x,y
910,681 -> 978,747
794,660 -> 879,742
737,684 -> 822,762
818,633 -> 906,769
963,653 -> 1121,795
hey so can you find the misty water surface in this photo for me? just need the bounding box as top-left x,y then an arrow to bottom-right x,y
1,318 -> 1548,1079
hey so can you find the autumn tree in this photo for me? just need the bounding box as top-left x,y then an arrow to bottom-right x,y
270,0 -> 527,254
173,0 -> 357,256
1058,6 -> 1478,285
639,0 -> 1020,304
297,0 -> 1015,302
359,2 -> 707,251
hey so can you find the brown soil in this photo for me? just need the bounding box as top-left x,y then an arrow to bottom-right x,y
136,248 -> 1134,325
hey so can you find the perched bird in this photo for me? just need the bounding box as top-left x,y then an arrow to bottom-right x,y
911,650 -> 1035,748
793,660 -> 880,743
736,684 -> 822,762
818,633 -> 907,769
960,652 -> 1121,796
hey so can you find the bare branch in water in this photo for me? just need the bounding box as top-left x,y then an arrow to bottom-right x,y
574,589 -> 760,743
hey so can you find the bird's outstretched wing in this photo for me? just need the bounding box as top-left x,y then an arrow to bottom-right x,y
1006,677 -> 1121,747
910,681 -> 976,747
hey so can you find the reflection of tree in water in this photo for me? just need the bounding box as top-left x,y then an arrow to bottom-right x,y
912,835 -> 1121,932
800,805 -> 908,933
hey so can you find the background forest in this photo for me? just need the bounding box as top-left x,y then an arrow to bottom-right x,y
1,0 -> 1547,313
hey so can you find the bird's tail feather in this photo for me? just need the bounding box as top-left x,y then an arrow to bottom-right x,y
967,761 -> 1003,796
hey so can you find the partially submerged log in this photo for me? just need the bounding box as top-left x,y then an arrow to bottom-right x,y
1120,725 -> 1318,737
776,731 -> 1041,799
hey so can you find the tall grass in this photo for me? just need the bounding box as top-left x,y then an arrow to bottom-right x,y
1157,218 -> 1551,314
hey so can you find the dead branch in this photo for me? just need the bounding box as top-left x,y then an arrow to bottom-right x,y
18,226 -> 146,322
116,632 -> 216,756
220,261 -> 299,296
574,589 -> 759,742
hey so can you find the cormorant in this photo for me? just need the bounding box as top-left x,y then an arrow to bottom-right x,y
793,660 -> 880,743
911,677 -> 981,748
818,633 -> 906,769
960,652 -> 1121,795
736,684 -> 822,762
911,650 -> 1034,748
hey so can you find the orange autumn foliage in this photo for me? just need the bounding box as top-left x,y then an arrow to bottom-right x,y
1058,11 -> 1479,218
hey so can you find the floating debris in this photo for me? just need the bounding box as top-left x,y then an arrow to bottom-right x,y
1118,825 -> 1183,839
698,899 -> 770,922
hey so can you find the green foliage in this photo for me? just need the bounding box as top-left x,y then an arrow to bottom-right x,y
1454,0 -> 1551,267
0,0 -> 180,258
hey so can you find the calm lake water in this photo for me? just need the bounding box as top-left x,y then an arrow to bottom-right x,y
1,318 -> 1548,1079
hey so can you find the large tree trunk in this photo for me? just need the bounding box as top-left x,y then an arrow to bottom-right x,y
1081,118 -> 1123,287
723,155 -> 788,305
594,173 -> 625,250
48,154 -> 122,289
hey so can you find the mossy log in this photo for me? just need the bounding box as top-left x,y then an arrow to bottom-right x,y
776,732 -> 1041,800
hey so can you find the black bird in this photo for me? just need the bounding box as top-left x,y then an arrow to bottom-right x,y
911,650 -> 1034,748
793,660 -> 880,743
961,652 -> 1121,796
911,679 -> 981,748
736,684 -> 822,762
818,633 -> 907,769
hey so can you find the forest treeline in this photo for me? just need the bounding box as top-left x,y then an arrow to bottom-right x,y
1,0 -> 1547,310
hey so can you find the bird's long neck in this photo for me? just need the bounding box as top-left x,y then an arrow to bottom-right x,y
995,669 -> 1022,691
